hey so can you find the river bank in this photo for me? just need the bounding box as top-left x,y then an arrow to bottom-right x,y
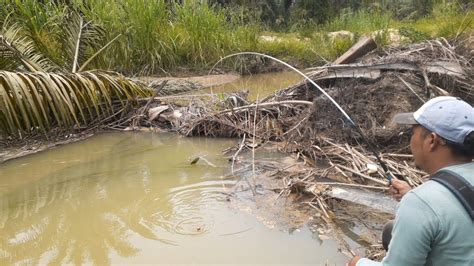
1,37 -> 473,261
0,67 -> 389,260
0,71 -> 301,163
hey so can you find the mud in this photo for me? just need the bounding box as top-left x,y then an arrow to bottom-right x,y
137,73 -> 241,91
0,132 -> 94,164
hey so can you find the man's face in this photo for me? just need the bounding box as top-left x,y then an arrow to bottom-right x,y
410,125 -> 429,170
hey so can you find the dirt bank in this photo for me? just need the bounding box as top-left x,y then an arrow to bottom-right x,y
137,73 -> 241,89
0,73 -> 243,163
0,132 -> 95,164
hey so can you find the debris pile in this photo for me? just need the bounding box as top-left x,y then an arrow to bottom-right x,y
165,38 -> 471,187
117,38 -> 472,195
116,38 -> 472,220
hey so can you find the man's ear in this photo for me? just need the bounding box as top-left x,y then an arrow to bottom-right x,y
428,133 -> 445,152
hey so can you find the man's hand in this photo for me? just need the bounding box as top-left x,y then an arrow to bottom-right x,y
347,256 -> 361,266
389,178 -> 411,201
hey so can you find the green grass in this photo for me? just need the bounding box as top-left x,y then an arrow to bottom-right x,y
1,1 -> 472,74
395,3 -> 473,39
253,1 -> 472,66
321,9 -> 393,34
75,0 -> 262,74
2,0 -> 65,65
76,0 -> 178,74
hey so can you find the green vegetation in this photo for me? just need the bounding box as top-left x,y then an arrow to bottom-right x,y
0,0 -> 261,75
1,0 -> 472,75
394,2 -> 473,39
0,0 -> 472,137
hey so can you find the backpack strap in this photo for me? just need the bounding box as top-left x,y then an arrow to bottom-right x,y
431,169 -> 474,221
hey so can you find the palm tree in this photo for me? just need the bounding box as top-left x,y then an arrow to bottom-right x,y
0,3 -> 150,138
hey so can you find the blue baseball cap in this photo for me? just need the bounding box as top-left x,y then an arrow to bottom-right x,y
393,96 -> 474,144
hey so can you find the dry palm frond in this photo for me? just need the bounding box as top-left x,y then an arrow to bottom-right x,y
0,71 -> 150,137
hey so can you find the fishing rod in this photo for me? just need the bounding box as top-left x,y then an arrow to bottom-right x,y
210,52 -> 396,183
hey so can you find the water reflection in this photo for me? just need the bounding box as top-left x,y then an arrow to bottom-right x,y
0,133 -> 234,264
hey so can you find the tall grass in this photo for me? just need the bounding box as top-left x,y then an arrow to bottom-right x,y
2,0 -> 260,75
73,0 -> 260,75
74,0 -> 177,74
174,2 -> 228,66
396,2 -> 473,39
1,0 -> 472,75
321,9 -> 392,34
2,0 -> 65,66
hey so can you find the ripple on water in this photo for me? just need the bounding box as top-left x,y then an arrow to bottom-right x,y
126,179 -> 234,242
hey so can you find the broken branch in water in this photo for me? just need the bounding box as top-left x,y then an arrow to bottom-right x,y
250,96 -> 260,196
231,134 -> 246,174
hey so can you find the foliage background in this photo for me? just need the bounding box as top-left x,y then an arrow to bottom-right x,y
1,0 -> 472,75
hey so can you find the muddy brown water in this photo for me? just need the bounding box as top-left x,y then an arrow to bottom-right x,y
202,71 -> 303,100
0,132 -> 348,265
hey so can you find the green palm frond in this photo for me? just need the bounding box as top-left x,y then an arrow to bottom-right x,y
60,11 -> 108,72
0,17 -> 59,72
0,71 -> 150,137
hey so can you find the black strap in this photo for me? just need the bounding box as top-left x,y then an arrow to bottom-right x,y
431,170 -> 474,221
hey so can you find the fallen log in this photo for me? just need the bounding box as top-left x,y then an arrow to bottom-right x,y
333,36 -> 378,65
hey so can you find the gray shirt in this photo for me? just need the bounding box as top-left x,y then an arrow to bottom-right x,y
357,162 -> 474,266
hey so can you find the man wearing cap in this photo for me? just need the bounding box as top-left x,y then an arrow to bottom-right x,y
348,96 -> 474,266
